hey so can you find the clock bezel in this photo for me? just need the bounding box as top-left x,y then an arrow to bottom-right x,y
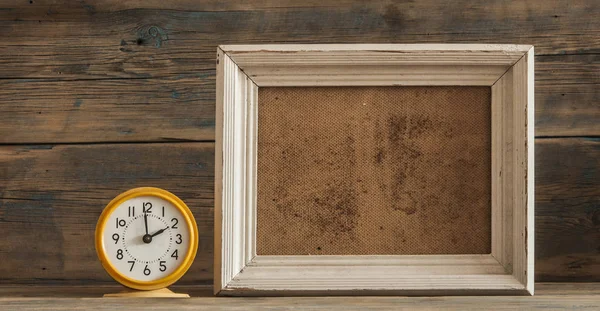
95,187 -> 198,291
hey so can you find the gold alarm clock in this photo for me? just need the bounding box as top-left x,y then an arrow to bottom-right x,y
95,187 -> 198,294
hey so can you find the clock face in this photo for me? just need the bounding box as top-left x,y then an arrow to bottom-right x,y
99,194 -> 193,284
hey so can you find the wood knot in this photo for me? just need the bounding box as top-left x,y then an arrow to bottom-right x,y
137,25 -> 168,48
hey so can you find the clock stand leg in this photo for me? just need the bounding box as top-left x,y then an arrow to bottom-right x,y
103,287 -> 190,298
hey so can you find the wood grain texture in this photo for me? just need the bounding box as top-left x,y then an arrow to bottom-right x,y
0,0 -> 598,285
535,138 -> 600,281
0,284 -> 599,310
509,48 -> 535,294
0,143 -> 214,284
226,44 -> 524,86
0,1 -> 597,57
490,69 -> 514,274
1,282 -> 598,297
0,1 -> 596,141
214,49 -> 259,293
0,58 -> 594,141
1,138 -> 597,284
0,78 -> 216,143
226,255 -> 522,296
535,54 -> 600,137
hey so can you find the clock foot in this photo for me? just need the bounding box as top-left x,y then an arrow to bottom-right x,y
103,287 -> 190,298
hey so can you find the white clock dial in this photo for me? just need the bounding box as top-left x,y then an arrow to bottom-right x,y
102,196 -> 190,282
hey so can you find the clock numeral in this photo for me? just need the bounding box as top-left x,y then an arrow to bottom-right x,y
142,202 -> 153,214
159,261 -> 167,272
128,261 -> 135,272
162,206 -> 165,217
144,265 -> 151,276
112,233 -> 119,244
171,217 -> 179,229
116,249 -> 123,260
128,206 -> 135,217
171,249 -> 179,260
116,218 -> 126,228
175,234 -> 182,245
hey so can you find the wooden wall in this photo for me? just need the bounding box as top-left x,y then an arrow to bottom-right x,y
0,0 -> 598,284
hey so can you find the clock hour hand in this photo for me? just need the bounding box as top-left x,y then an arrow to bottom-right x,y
150,227 -> 169,238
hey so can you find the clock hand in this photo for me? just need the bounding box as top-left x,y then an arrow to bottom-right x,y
144,212 -> 149,235
150,227 -> 169,238
142,212 -> 152,243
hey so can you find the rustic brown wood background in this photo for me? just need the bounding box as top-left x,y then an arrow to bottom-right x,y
0,0 -> 598,285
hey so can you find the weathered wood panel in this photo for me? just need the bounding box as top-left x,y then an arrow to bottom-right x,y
0,78 -> 215,143
0,284 -> 600,309
1,283 -> 598,298
536,83 -> 599,137
0,0 -> 596,142
0,0 -> 597,286
0,19 -> 597,81
0,143 -> 214,284
535,138 -> 600,281
0,0 -> 597,56
535,54 -> 600,137
0,138 -> 598,283
0,55 -> 597,143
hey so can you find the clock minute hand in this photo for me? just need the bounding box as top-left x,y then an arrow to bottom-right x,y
144,212 -> 149,235
150,227 -> 169,238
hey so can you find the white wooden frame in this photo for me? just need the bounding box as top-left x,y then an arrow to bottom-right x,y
215,44 -> 534,296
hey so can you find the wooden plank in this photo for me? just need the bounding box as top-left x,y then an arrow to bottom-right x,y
491,68 -> 513,273
2,296 -> 599,310
0,138 -> 598,283
535,137 -> 600,281
214,49 -> 255,293
510,48 -> 535,294
1,284 -> 600,310
0,14 -> 595,80
536,83 -> 599,137
1,285 -> 214,298
534,282 -> 600,295
0,1 -> 597,80
0,143 -> 214,284
0,78 -> 216,143
0,55 -> 596,143
535,54 -> 600,137
0,0 -> 597,57
1,283 -> 598,297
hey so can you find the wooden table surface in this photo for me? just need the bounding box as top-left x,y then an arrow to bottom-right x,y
0,283 -> 599,310
0,0 -> 598,289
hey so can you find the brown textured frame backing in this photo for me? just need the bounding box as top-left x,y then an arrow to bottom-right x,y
256,86 -> 492,255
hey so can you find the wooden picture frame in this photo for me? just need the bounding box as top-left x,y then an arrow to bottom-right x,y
214,44 -> 534,296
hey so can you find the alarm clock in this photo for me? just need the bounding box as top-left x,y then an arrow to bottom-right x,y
95,187 -> 198,293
